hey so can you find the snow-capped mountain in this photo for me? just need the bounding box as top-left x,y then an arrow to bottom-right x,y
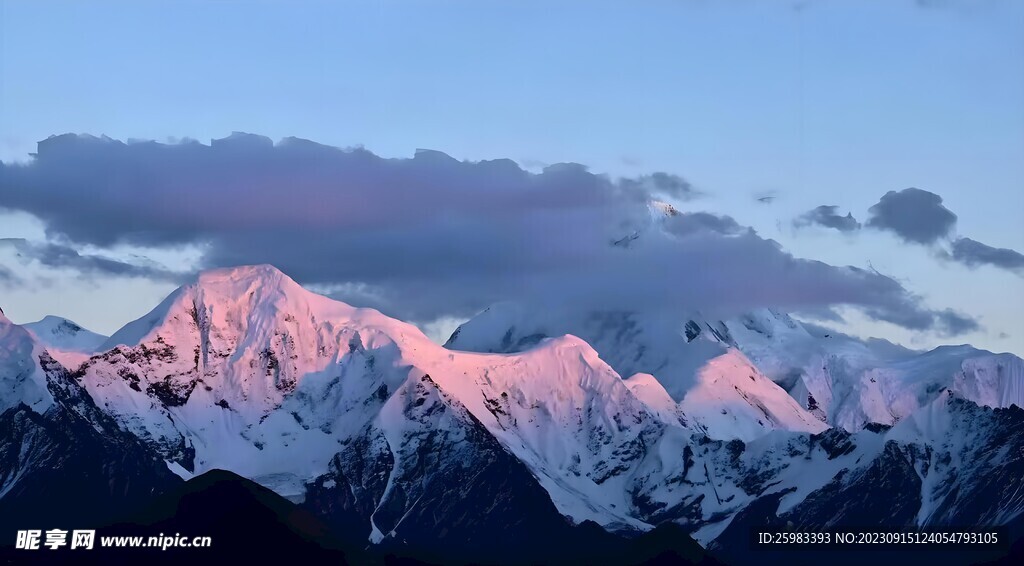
441,297 -> 1024,549
0,311 -> 179,532
23,315 -> 108,354
68,266 -> 698,530
709,394 -> 1024,563
76,264 -> 442,496
446,302 -> 1024,437
721,308 -> 1024,431
445,304 -> 827,442
22,315 -> 109,370
2,265 -> 1022,562
0,311 -> 53,414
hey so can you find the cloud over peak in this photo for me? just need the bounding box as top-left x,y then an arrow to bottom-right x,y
0,133 -> 979,336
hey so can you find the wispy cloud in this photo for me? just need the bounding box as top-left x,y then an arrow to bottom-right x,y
0,238 -> 182,282
794,205 -> 861,233
946,237 -> 1024,275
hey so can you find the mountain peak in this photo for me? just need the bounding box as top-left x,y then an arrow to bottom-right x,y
198,263 -> 289,281
101,264 -> 341,350
192,264 -> 298,293
35,314 -> 71,325
23,315 -> 108,356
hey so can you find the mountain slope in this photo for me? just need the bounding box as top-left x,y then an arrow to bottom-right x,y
0,311 -> 53,414
303,371 -> 598,563
709,394 -> 1024,564
0,312 -> 181,533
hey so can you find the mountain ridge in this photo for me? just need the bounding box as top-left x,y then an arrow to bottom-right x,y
3,264 -> 1022,562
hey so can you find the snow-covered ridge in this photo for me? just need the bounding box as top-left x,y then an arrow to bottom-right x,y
22,315 -> 109,369
0,311 -> 54,413
23,315 -> 108,353
723,309 -> 1024,431
445,304 -> 830,440
449,302 -> 1024,437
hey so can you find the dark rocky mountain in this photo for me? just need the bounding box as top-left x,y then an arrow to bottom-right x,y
0,469 -> 352,565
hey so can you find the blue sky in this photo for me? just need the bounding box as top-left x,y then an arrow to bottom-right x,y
1,0 -> 1022,354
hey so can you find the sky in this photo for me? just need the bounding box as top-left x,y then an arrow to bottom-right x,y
0,0 -> 1022,355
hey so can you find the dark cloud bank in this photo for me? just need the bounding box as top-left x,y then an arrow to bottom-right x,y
0,133 -> 978,335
